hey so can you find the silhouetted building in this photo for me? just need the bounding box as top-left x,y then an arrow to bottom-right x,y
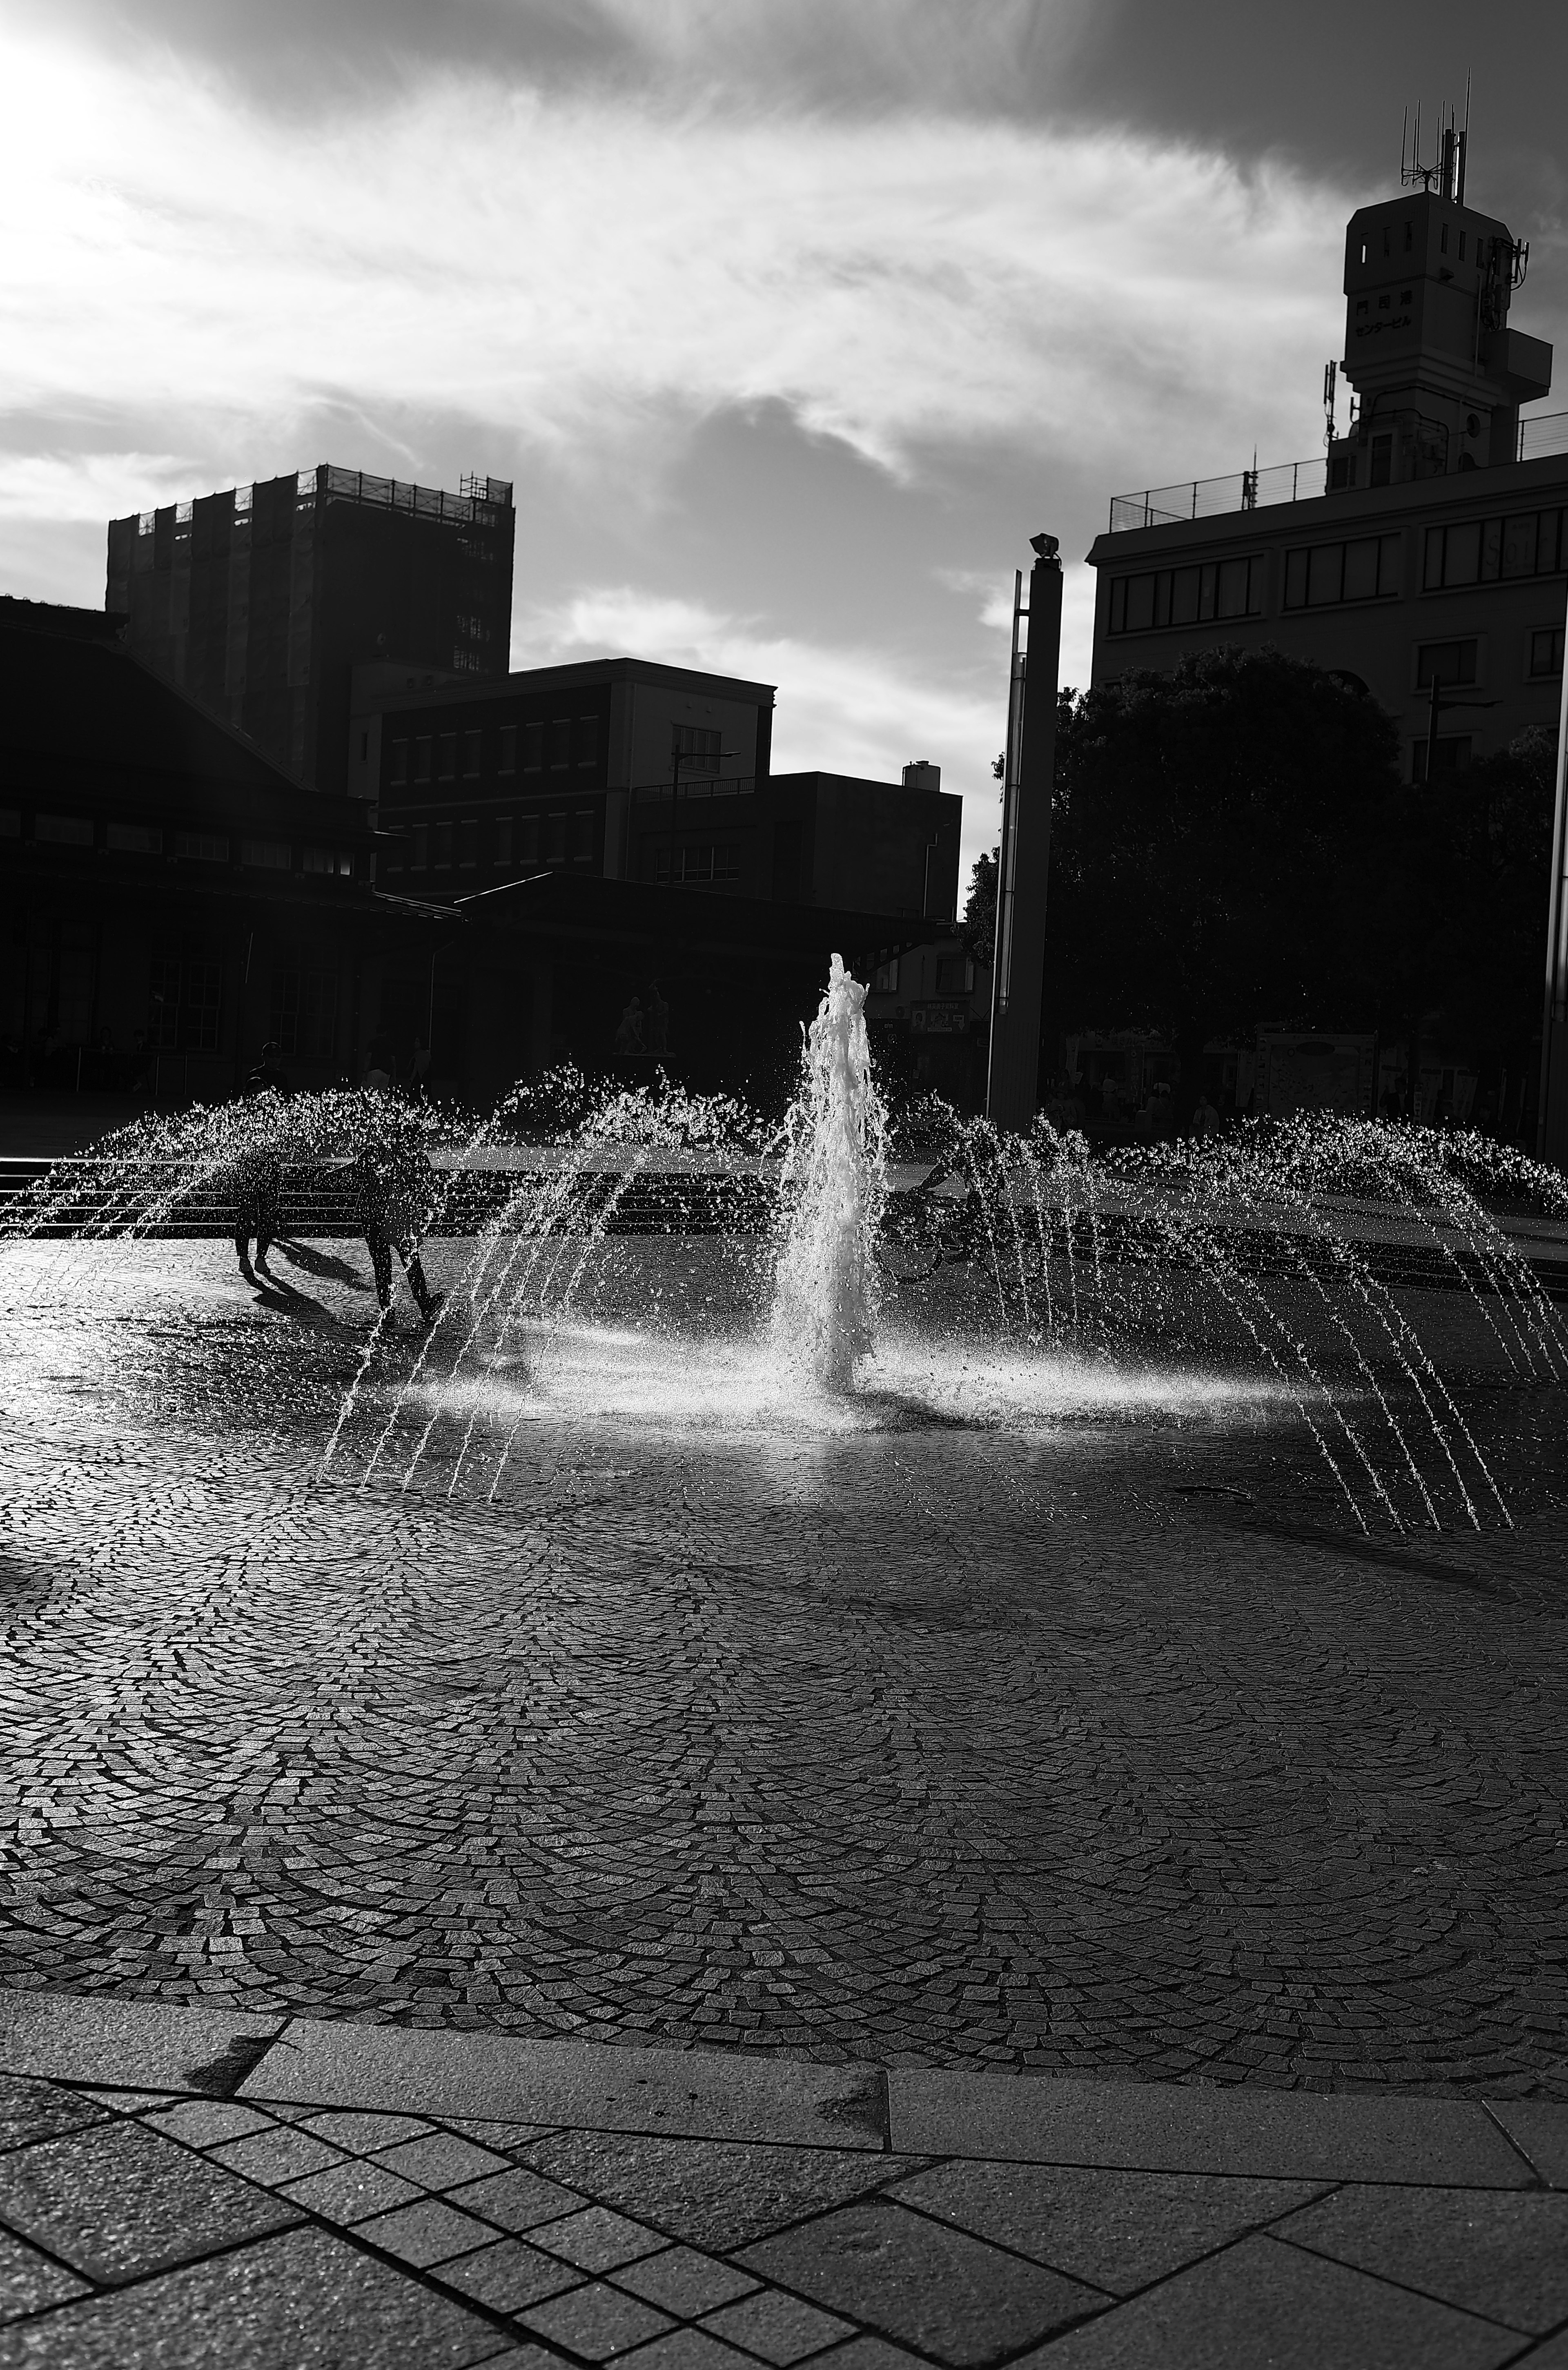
0,596 -> 429,1099
107,467 -> 515,797
1087,147 -> 1566,778
358,659 -> 961,918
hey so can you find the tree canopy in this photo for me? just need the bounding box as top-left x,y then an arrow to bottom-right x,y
1043,645 -> 1403,1087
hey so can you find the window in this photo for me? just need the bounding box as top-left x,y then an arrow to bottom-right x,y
516,813 -> 540,867
458,818 -> 478,867
1530,626 -> 1565,679
409,823 -> 428,871
303,845 -> 351,875
241,837 -> 292,869
414,737 -> 433,784
432,821 -> 453,869
36,814 -> 94,846
390,738 -> 409,786
381,835 -> 404,875
570,809 -> 594,864
1412,736 -> 1472,783
1459,231 -> 1467,260
672,724 -> 722,773
499,726 -> 517,775
935,956 -> 974,994
577,715 -> 599,768
148,956 -> 220,1052
549,719 -> 571,769
108,822 -> 159,855
1329,452 -> 1358,490
1425,509 -> 1564,590
1108,555 -> 1265,634
1440,223 -> 1449,254
523,722 -> 544,772
1370,435 -> 1392,487
270,969 -> 337,1062
438,733 -> 457,781
1416,639 -> 1477,688
547,811 -> 568,863
1283,533 -> 1400,610
462,729 -> 482,778
173,831 -> 229,863
494,816 -> 512,867
872,956 -> 899,993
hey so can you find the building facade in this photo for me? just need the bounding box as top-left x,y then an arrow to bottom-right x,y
1087,165 -> 1566,781
107,467 -> 515,797
0,598 -> 428,1100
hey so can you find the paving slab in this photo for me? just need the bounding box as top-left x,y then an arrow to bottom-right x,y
0,2116 -> 298,2283
0,2227 -> 89,2323
0,1993 -> 286,2097
889,2160 -> 1326,2292
739,2196 -> 1107,2366
1274,2183 -> 1568,2334
0,2071 -> 109,2155
242,2020 -> 886,2147
1489,2100 -> 1568,2189
1,2223 -> 512,2368
1016,2233 -> 1523,2368
517,2129 -> 911,2253
889,2068 -> 1535,2186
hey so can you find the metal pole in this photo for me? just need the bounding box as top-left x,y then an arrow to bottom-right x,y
1535,581 -> 1568,1160
987,539 -> 1064,1132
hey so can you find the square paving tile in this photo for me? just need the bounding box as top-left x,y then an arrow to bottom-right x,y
0,2227 -> 89,2323
519,2279 -> 675,2360
1275,2182 -> 1568,2333
0,2073 -> 107,2155
522,2132 -> 911,2254
448,2165 -> 588,2233
207,2124 -> 347,2186
740,2198 -> 1106,2366
356,2195 -> 499,2269
144,2098 -> 277,2149
612,2246 -> 759,2314
1024,2234 -> 1522,2369
0,1993 -> 287,2097
435,2234 -> 586,2312
298,2110 -> 434,2153
281,2156 -> 425,2225
890,2161 -> 1323,2293
617,2334 -> 760,2368
372,2131 -> 513,2189
0,2222 -> 507,2368
0,2116 -> 298,2283
700,2285 -> 856,2363
532,2204 -> 666,2272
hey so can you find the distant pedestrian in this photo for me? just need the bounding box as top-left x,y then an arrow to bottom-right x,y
1192,1093 -> 1220,1138
614,997 -> 645,1055
644,981 -> 669,1058
245,1040 -> 290,1098
348,1115 -> 442,1325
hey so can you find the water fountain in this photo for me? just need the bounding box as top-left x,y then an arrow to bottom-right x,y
4,959 -> 1567,1533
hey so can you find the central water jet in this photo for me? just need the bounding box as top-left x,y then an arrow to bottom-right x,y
771,953 -> 888,1391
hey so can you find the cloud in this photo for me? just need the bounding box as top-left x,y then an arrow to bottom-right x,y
0,20 -> 1348,510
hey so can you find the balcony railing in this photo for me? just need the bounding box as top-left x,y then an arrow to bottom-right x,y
1108,409 -> 1568,534
310,464 -> 514,526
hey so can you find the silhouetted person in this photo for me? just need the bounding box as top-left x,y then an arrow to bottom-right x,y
246,1040 -> 290,1097
349,1115 -> 441,1324
614,997 -> 645,1054
644,981 -> 669,1058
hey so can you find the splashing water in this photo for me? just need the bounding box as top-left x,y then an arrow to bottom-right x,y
770,954 -> 888,1391
7,960 -> 1568,1531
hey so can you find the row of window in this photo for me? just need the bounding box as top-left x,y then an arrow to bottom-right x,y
145,958 -> 337,1058
1108,555 -> 1264,635
644,844 -> 742,885
633,776 -> 755,804
1109,508 -> 1568,635
1283,533 -> 1402,610
1424,509 -> 1566,590
1417,630 -> 1565,687
388,715 -> 601,786
383,809 -> 599,874
0,812 -> 356,873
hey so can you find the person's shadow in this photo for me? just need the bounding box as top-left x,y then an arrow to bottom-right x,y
273,1238 -> 374,1291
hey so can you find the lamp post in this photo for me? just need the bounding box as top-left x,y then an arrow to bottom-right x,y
1538,581 -> 1568,1163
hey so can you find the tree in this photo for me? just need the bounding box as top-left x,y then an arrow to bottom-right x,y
1045,645 -> 1403,1116
962,846 -> 997,967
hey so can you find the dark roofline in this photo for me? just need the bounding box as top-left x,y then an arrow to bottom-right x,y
454,870 -> 930,958
359,653 -> 776,717
0,595 -> 128,645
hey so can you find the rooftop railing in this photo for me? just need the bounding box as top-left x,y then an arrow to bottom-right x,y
1108,409 -> 1568,533
309,464 -> 515,525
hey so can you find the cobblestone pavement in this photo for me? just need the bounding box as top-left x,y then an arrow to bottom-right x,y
2,1243 -> 1567,2101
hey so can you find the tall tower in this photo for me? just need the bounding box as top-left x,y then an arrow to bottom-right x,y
1331,121 -> 1551,491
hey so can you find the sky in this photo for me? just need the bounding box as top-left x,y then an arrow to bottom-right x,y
2,0 -> 1565,887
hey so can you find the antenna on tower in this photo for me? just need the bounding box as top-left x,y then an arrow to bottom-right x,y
1457,71 -> 1470,203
